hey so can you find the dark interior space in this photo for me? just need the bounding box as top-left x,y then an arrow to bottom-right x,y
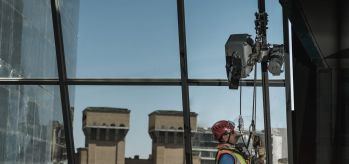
284,0 -> 349,163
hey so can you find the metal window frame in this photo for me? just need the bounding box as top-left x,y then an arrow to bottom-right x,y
0,78 -> 285,86
0,0 -> 292,164
176,0 -> 193,163
280,0 -> 294,164
51,0 -> 76,163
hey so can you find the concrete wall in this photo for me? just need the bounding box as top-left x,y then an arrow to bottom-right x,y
272,135 -> 283,164
77,148 -> 88,164
153,145 -> 184,164
87,141 -> 125,164
192,156 -> 201,164
94,144 -> 117,164
116,140 -> 126,164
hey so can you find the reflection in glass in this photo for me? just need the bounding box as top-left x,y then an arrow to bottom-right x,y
60,0 -> 80,78
0,85 -> 66,163
0,0 -> 78,79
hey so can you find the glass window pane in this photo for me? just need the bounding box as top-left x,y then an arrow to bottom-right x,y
269,87 -> 288,163
190,86 -> 287,163
185,0 -> 285,80
72,86 -> 184,163
59,0 -> 80,78
0,85 -> 67,163
185,1 -> 256,79
0,0 -> 60,78
190,86 -> 243,164
72,0 -> 180,78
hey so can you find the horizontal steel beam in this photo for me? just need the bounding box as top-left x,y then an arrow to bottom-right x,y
67,78 -> 181,85
189,79 -> 285,87
0,78 -> 285,87
0,78 -> 59,85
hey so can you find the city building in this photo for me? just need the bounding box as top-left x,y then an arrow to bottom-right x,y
0,0 -> 79,163
148,110 -> 199,164
192,128 -> 217,164
271,128 -> 288,164
76,107 -> 130,164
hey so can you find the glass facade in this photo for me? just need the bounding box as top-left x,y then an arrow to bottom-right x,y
0,0 -> 79,163
0,85 -> 64,163
0,0 -> 289,164
60,0 -> 80,78
1,0 -> 55,78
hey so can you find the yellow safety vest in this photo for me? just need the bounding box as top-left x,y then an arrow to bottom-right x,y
215,144 -> 249,164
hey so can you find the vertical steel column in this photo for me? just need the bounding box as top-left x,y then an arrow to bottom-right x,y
258,0 -> 273,163
280,0 -> 294,163
262,62 -> 273,164
51,0 -> 75,163
176,0 -> 193,163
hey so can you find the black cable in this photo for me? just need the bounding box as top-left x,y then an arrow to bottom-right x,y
252,63 -> 257,129
239,85 -> 242,132
240,85 -> 242,116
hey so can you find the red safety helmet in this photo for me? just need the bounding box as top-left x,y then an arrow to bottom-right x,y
211,120 -> 235,141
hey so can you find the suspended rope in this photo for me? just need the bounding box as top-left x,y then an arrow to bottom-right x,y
252,63 -> 257,131
238,84 -> 243,131
247,63 -> 258,149
238,84 -> 251,156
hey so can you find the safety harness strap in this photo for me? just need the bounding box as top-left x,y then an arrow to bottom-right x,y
215,145 -> 248,164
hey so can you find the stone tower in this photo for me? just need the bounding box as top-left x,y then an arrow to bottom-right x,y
78,107 -> 130,164
148,110 -> 198,164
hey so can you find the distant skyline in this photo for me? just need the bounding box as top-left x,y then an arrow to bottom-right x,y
73,0 -> 286,158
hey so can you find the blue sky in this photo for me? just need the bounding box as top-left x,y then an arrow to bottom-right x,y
72,0 -> 286,158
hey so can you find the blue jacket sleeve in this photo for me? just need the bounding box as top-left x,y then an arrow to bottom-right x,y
218,154 -> 235,164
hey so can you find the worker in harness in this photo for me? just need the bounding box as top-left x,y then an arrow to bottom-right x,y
212,120 -> 249,164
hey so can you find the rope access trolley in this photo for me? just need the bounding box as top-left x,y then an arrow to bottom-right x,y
224,0 -> 286,163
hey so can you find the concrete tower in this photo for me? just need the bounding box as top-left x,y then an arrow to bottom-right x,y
77,107 -> 130,164
148,110 -> 198,164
